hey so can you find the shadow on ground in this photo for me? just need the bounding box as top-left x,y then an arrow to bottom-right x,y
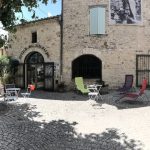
18,90 -> 150,109
19,90 -> 89,101
0,102 -> 144,150
96,91 -> 150,110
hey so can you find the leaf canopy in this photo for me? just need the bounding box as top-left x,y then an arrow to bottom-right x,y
0,0 -> 57,30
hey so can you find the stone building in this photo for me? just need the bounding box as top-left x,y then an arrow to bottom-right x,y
62,0 -> 150,88
8,0 -> 150,90
7,16 -> 61,90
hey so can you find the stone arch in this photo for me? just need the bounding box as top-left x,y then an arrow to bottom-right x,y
72,54 -> 102,79
25,51 -> 44,63
19,45 -> 49,63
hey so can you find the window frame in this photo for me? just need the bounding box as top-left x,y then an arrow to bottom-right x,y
31,31 -> 37,43
89,5 -> 106,35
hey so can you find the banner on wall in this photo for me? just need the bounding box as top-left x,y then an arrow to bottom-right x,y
110,0 -> 142,25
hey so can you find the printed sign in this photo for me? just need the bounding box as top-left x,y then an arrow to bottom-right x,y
110,0 -> 142,25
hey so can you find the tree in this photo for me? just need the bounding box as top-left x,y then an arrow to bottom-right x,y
0,0 -> 56,29
0,0 -> 57,47
0,56 -> 19,85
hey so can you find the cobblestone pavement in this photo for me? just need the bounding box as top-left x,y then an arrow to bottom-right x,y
0,90 -> 150,150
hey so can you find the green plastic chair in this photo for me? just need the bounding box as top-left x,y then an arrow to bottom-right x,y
75,77 -> 89,94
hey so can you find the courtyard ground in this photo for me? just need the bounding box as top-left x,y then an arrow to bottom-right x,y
0,90 -> 150,150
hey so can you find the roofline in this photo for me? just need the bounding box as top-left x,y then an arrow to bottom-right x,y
15,15 -> 61,27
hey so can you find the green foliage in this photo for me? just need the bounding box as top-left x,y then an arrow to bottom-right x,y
0,0 -> 57,30
0,56 -> 19,85
0,0 -> 57,47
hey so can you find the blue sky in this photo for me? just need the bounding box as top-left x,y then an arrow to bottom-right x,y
16,0 -> 62,21
0,0 -> 61,36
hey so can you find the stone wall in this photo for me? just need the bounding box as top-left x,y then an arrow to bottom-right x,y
62,0 -> 150,88
8,17 -> 61,65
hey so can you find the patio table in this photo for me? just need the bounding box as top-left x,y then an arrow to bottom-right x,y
5,88 -> 20,101
88,84 -> 103,100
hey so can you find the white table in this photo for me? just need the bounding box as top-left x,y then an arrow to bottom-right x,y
5,88 -> 20,101
88,84 -> 103,100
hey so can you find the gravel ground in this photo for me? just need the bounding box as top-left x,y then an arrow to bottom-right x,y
0,90 -> 150,150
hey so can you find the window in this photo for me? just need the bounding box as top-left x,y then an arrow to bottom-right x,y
32,32 -> 37,43
25,52 -> 44,63
90,7 -> 105,35
72,55 -> 102,79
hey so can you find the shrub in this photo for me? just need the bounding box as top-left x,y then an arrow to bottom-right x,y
0,56 -> 19,85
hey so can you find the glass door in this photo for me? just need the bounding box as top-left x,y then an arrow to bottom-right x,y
36,64 -> 44,89
25,52 -> 45,90
24,52 -> 54,90
27,64 -> 36,86
44,63 -> 54,91
27,64 -> 44,89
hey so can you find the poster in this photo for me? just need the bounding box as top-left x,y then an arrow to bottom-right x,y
110,0 -> 142,25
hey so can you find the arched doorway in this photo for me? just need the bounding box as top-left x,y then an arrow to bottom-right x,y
14,52 -> 55,91
25,52 -> 44,89
72,55 -> 102,79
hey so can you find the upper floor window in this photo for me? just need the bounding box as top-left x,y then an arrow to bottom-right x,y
90,7 -> 106,35
32,32 -> 37,43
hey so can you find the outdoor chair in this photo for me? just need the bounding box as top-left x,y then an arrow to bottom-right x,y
75,77 -> 89,94
5,84 -> 15,90
21,84 -> 35,99
4,84 -> 18,101
88,84 -> 103,101
115,79 -> 148,103
117,74 -> 134,94
112,75 -> 134,100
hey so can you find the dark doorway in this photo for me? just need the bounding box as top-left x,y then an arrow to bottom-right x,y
72,55 -> 102,79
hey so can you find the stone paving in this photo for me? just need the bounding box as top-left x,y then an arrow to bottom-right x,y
0,90 -> 150,150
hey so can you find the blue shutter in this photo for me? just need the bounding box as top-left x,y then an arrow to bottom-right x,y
90,7 -> 105,35
90,8 -> 98,34
98,7 -> 105,34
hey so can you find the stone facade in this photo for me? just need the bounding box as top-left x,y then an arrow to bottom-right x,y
8,16 -> 61,65
7,17 -> 61,89
62,0 -> 150,88
8,0 -> 150,89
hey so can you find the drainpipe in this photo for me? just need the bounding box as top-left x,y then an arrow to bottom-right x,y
60,0 -> 64,82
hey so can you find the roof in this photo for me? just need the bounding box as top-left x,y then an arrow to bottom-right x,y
16,15 -> 61,27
